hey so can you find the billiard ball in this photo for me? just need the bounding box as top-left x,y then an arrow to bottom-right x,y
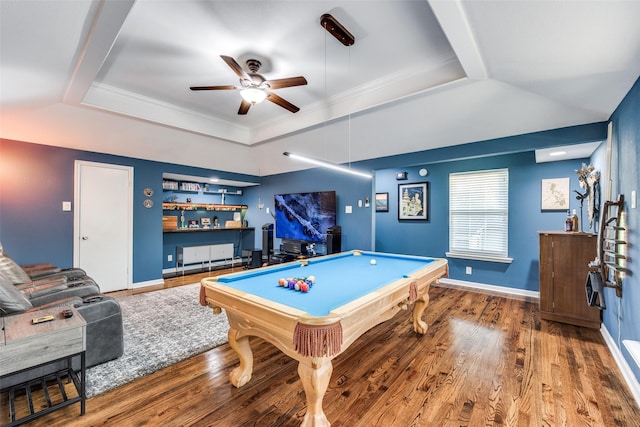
278,278 -> 286,287
300,282 -> 309,292
370,259 -> 377,265
307,275 -> 316,284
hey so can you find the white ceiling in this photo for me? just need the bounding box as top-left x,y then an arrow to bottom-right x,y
2,1 -> 639,179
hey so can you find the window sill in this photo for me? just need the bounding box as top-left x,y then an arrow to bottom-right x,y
445,252 -> 513,264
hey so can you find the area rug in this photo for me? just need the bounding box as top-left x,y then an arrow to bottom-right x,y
85,283 -> 229,397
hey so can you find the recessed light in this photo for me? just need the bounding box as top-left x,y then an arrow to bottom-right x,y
549,151 -> 567,157
209,178 -> 219,182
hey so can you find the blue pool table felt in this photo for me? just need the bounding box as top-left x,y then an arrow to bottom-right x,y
216,251 -> 436,316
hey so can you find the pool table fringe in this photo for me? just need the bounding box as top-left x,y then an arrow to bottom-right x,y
409,281 -> 418,302
294,321 -> 343,357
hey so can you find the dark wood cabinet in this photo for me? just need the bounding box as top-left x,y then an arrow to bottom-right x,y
539,232 -> 601,329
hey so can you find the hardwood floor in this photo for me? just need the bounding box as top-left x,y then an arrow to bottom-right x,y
4,281 -> 640,426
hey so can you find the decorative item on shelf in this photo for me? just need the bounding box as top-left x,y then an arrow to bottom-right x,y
240,206 -> 247,227
565,210 -> 573,232
162,180 -> 179,190
180,209 -> 185,229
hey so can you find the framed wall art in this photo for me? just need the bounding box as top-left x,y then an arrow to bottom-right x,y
541,177 -> 570,210
398,182 -> 428,220
375,193 -> 389,212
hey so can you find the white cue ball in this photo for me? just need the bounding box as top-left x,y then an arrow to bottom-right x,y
370,259 -> 377,265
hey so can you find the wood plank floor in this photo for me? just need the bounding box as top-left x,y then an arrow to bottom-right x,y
3,281 -> 640,426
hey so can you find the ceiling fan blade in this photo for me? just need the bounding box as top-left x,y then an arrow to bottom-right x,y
266,92 -> 300,113
190,85 -> 237,91
238,99 -> 252,115
267,76 -> 308,90
221,55 -> 250,80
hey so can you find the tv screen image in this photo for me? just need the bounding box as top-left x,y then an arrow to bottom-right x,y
274,191 -> 337,242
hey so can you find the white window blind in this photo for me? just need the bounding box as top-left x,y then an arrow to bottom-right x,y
448,168 -> 511,262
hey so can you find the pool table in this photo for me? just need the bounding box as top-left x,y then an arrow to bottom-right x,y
200,250 -> 448,427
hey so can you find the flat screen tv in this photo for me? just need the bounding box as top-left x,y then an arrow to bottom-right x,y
274,191 -> 337,243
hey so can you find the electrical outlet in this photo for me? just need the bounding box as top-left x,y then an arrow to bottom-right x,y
466,266 -> 472,275
168,254 -> 173,262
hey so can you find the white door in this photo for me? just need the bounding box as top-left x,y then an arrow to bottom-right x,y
74,161 -> 132,292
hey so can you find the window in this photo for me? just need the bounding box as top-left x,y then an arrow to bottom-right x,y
447,168 -> 512,263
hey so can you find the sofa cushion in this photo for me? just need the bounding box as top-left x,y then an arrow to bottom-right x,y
0,251 -> 32,284
0,271 -> 32,315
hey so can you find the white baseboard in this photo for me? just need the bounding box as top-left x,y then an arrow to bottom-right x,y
437,278 -> 539,302
600,325 -> 640,407
131,278 -> 165,290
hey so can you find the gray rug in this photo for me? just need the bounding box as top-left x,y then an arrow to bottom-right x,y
85,283 -> 229,397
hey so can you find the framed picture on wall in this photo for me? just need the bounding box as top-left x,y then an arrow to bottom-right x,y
375,193 -> 389,212
398,182 -> 428,220
541,177 -> 570,210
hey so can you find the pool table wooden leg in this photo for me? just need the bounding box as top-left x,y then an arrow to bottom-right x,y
412,291 -> 430,334
228,327 -> 253,387
298,359 -> 332,427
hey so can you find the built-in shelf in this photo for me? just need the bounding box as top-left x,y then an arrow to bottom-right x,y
162,202 -> 247,211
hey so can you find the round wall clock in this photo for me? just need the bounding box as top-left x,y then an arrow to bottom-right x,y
144,188 -> 154,197
143,199 -> 153,208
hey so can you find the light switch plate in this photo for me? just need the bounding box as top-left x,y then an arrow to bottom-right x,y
62,201 -> 72,211
345,205 -> 352,214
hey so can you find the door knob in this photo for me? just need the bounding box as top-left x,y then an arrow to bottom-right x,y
81,236 -> 89,240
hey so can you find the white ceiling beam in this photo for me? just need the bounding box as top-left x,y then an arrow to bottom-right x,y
428,0 -> 488,80
63,0 -> 135,104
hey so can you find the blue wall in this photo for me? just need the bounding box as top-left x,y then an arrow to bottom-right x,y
375,152 -> 594,291
599,75 -> 640,382
0,139 -> 258,283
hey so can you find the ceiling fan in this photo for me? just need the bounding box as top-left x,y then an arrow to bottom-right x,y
190,55 -> 308,115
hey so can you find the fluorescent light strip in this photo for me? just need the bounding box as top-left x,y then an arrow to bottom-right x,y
283,152 -> 372,179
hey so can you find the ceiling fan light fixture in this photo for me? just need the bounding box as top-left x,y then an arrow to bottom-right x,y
240,87 -> 267,104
